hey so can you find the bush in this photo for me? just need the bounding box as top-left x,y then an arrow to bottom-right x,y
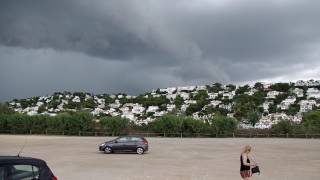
271,120 -> 293,134
302,110 -> 320,133
100,117 -> 130,135
210,115 -> 238,135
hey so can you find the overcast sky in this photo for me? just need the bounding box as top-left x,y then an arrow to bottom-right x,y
1,0 -> 320,102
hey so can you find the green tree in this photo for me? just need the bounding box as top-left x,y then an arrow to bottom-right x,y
37,105 -> 46,114
269,104 -> 277,113
246,111 -> 261,126
226,84 -> 236,91
287,104 -> 300,116
208,83 -> 223,93
274,93 -> 288,105
302,110 -> 320,133
236,85 -> 250,95
270,83 -> 291,92
151,115 -> 182,135
83,98 -> 95,109
174,95 -> 184,109
0,103 -> 15,115
100,117 -> 130,135
181,117 -> 207,135
210,115 -> 238,135
254,82 -> 264,91
271,120 -> 293,134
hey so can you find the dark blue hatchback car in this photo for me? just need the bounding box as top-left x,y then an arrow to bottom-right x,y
99,136 -> 149,155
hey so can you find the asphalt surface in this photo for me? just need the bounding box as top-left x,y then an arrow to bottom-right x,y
0,135 -> 319,180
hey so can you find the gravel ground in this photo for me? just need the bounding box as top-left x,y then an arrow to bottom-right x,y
0,135 -> 319,180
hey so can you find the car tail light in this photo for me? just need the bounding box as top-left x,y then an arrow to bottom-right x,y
52,175 -> 58,180
143,139 -> 148,145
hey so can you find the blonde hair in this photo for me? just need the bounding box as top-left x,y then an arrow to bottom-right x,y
242,145 -> 252,154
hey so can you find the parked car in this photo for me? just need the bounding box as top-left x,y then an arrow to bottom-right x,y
0,156 -> 57,180
99,136 -> 149,154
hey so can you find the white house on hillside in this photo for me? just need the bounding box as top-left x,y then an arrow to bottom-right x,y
293,88 -> 304,98
299,100 -> 316,112
267,91 -> 280,99
307,88 -> 320,99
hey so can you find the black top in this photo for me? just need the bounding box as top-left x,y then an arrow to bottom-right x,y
240,154 -> 250,171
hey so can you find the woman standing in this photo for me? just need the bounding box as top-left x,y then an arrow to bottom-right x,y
240,145 -> 257,179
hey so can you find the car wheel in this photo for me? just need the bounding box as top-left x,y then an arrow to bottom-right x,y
104,147 -> 112,154
136,147 -> 144,155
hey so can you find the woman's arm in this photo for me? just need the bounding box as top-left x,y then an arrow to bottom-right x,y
248,155 -> 257,166
242,154 -> 256,166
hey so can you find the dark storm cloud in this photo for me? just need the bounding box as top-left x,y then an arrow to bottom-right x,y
0,0 -> 320,101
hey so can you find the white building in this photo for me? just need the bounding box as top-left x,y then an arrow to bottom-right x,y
72,96 -> 81,103
267,91 -> 280,99
208,93 -> 219,100
219,103 -> 232,111
193,112 -> 201,120
85,94 -> 91,101
295,80 -> 305,87
299,100 -> 316,112
180,104 -> 189,112
178,92 -> 190,100
307,88 -> 320,99
167,104 -> 176,112
184,100 -> 197,104
166,94 -> 177,100
223,91 -> 235,99
177,86 -> 196,92
278,96 -> 296,110
210,100 -> 222,107
254,117 -> 272,129
91,108 -> 106,116
307,80 -> 320,87
146,106 -> 159,113
293,88 -> 304,98
152,94 -> 161,98
255,113 -> 290,129
121,113 -> 136,121
136,117 -> 154,125
109,99 -> 121,109
262,102 -> 272,112
196,86 -> 207,91
160,87 -> 177,94
263,83 -> 272,90
119,106 -> 130,113
244,89 -> 257,96
154,111 -> 165,117
132,105 -> 145,114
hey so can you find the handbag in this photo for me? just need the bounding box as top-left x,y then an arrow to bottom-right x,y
251,165 -> 260,175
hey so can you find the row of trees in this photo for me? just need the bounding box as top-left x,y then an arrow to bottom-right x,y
271,110 -> 320,134
1,103 -> 320,136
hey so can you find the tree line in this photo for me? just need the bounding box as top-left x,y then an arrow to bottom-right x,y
0,103 -> 320,136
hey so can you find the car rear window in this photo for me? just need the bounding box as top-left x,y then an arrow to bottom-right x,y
0,164 -> 40,180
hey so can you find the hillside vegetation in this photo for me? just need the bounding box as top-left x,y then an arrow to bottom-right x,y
1,80 -> 320,135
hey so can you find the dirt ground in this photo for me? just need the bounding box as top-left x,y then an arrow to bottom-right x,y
0,135 -> 319,180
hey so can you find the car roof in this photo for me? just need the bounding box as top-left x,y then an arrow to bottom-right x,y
118,135 -> 145,138
0,156 -> 47,165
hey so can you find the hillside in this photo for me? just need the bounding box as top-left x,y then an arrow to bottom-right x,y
7,80 -> 320,129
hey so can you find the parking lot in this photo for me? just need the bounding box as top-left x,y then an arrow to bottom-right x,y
0,135 -> 319,180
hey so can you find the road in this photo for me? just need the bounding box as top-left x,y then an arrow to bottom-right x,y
0,135 -> 319,180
